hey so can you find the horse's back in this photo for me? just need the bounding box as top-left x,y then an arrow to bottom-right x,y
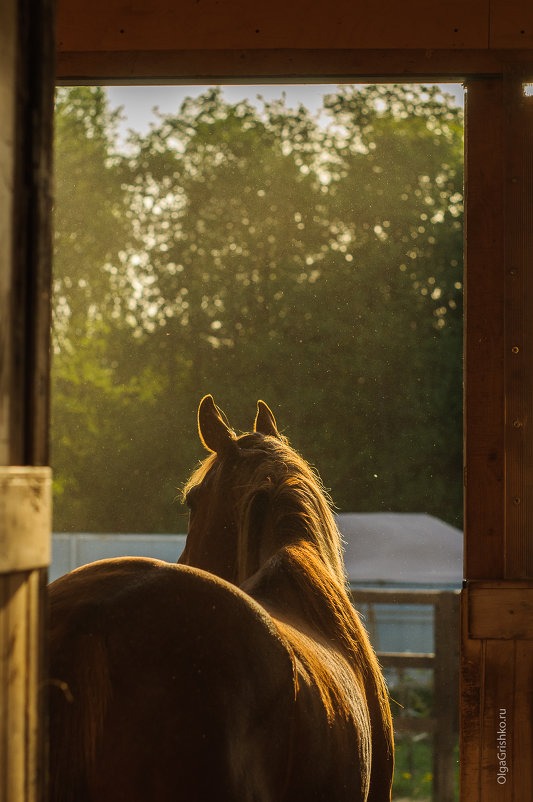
48,557 -> 298,802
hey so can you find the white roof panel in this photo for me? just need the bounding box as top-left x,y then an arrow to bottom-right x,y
337,512 -> 463,586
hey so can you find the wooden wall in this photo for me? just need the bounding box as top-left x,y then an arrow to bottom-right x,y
462,76 -> 533,801
56,0 -> 533,53
56,0 -> 533,81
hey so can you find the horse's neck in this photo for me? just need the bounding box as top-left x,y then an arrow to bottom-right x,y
241,540 -> 342,647
241,547 -> 303,622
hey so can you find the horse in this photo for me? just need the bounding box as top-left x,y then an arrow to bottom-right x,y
48,395 -> 394,801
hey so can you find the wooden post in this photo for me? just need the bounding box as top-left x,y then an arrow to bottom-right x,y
0,469 -> 51,802
433,592 -> 460,802
0,0 -> 55,800
462,74 -> 533,802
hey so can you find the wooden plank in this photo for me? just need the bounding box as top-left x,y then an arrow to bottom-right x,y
56,47 -> 533,83
0,468 -> 51,573
11,0 -> 55,467
463,78 -> 506,580
1,574 -> 26,801
469,586 -> 533,639
0,570 -> 47,802
504,84 -> 533,579
479,640 -> 514,801
56,0 -> 490,53
461,587 -> 482,802
0,0 -> 17,466
462,583 -> 533,801
378,652 -> 435,669
351,588 -> 446,606
491,0 -> 533,49
433,593 -> 460,802
513,641 -> 533,799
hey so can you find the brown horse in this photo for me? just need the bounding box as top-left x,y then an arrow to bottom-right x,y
48,396 -> 394,801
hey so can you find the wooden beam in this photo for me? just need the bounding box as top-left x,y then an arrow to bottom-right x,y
504,80 -> 533,578
469,582 -> 533,639
433,592 -> 460,802
0,468 -> 51,574
491,0 -> 533,49
56,0 -> 491,53
378,652 -> 435,669
11,0 -> 55,467
56,47 -> 533,83
463,78 -> 506,580
351,588 -> 453,606
0,0 -> 17,465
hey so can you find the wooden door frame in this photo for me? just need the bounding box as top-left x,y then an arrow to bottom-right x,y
53,32 -> 533,802
1,0 -> 55,800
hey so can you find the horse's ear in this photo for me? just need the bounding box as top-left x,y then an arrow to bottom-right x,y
254,400 -> 281,439
198,395 -> 235,454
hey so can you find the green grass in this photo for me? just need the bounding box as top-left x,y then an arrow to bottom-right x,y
392,736 -> 459,801
393,737 -> 433,799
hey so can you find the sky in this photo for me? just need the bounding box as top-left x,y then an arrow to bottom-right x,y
106,82 -> 465,144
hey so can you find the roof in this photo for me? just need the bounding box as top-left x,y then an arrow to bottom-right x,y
337,512 -> 463,587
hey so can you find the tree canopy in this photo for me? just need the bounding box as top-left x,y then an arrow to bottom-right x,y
51,84 -> 463,533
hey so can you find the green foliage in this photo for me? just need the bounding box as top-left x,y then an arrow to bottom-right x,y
392,737 -> 435,799
52,84 -> 463,533
388,667 -> 459,800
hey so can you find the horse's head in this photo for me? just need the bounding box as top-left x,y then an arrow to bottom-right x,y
179,395 -> 344,587
179,395 -> 283,584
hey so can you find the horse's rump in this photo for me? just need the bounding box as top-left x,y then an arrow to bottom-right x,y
48,557 -> 299,802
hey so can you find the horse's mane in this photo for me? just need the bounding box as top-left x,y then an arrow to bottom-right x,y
183,431 -> 393,756
184,432 -> 344,580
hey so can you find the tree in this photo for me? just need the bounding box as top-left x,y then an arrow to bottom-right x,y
51,84 -> 464,532
52,87 -> 178,531
309,85 -> 463,522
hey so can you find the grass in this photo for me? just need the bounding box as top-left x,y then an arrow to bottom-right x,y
391,736 -> 459,801
392,737 -> 433,799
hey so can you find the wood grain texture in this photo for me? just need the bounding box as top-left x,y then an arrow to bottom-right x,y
463,78 -> 506,580
461,588 -> 482,802
56,0 -> 490,53
0,569 -> 47,802
11,0 -> 55,466
0,0 -> 17,466
462,583 -> 533,801
0,468 -> 51,573
433,592 -> 460,802
469,584 -> 533,639
0,0 -> 53,799
504,87 -> 533,579
480,639 -> 514,801
513,640 -> 533,799
491,0 -> 533,49
56,47 -> 533,82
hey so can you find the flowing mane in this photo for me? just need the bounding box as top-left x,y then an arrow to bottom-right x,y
182,409 -> 393,790
184,430 -> 344,581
